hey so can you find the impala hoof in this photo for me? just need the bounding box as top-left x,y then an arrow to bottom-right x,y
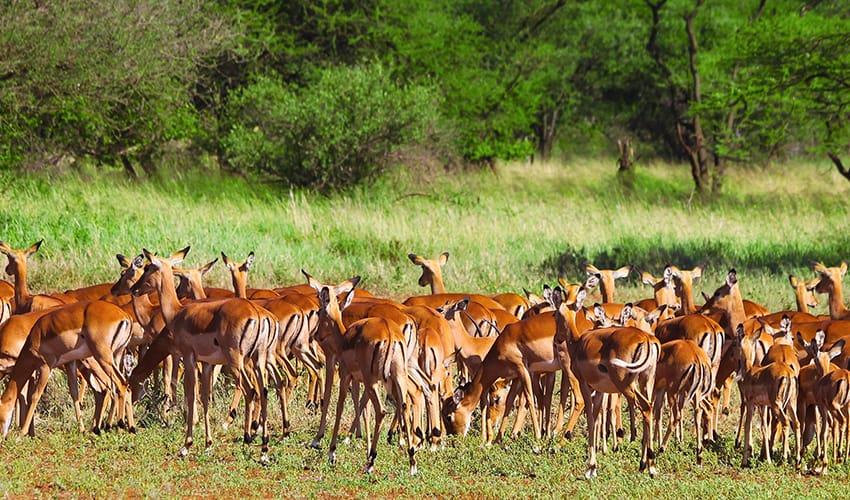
243,433 -> 253,445
410,464 -> 418,476
648,465 -> 658,478
260,453 -> 270,466
583,467 -> 597,480
328,451 -> 336,465
178,447 -> 189,458
309,439 -> 322,450
564,431 -> 572,440
722,407 -> 730,416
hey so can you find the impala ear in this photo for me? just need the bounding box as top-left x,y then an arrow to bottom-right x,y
592,303 -> 605,321
452,386 -> 464,405
614,265 -> 631,279
548,286 -> 562,310
813,262 -> 828,274
542,284 -> 553,304
641,272 -> 657,286
318,287 -> 332,309
829,339 -> 846,359
780,315 -> 791,333
585,263 -> 600,276
438,252 -> 450,266
408,253 -> 424,265
116,254 -> 132,268
242,252 -> 255,271
170,246 -> 189,266
302,269 -> 322,292
341,288 -> 356,310
131,254 -> 144,269
691,266 -> 703,281
25,239 -> 43,257
200,258 -> 218,276
142,248 -> 156,263
701,291 -> 711,302
334,276 -> 361,296
726,269 -> 738,287
815,330 -> 826,349
575,288 -> 587,308
221,251 -> 232,268
807,278 -> 821,290
735,323 -> 745,341
789,275 -> 800,288
557,277 -> 571,289
0,241 -> 11,256
621,303 -> 633,320
841,261 -> 848,276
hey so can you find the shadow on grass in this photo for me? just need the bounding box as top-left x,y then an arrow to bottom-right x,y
540,235 -> 850,281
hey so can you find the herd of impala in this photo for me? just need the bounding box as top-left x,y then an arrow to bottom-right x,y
2,240 -> 850,479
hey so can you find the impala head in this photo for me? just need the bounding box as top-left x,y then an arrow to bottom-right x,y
0,239 -> 42,277
303,269 -> 360,341
799,330 -> 844,374
702,269 -> 740,311
408,252 -> 449,290
174,258 -> 218,299
221,251 -> 255,297
550,285 -> 587,342
813,261 -> 846,295
789,275 -> 819,309
442,381 -> 474,436
111,254 -> 145,295
588,303 -> 615,328
770,315 -> 793,345
641,304 -> 672,333
586,263 -> 630,302
734,323 -> 758,378
130,247 -> 190,296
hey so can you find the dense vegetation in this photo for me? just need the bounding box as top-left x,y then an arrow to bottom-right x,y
2,159 -> 850,495
2,1 -> 849,192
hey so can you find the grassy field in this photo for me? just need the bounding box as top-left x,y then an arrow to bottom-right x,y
1,159 -> 850,496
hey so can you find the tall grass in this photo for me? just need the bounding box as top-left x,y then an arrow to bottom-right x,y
1,158 -> 848,311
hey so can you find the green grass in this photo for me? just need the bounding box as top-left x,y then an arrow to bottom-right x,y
2,158 -> 850,496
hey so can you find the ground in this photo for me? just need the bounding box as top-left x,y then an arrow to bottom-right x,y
1,159 -> 849,496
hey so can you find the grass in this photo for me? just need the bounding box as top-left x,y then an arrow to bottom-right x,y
2,158 -> 850,496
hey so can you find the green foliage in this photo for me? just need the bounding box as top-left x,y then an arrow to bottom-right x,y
0,0 -> 230,169
222,64 -> 439,189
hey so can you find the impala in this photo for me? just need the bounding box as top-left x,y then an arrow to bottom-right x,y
734,323 -> 800,468
550,286 -> 660,479
130,248 -> 273,463
813,261 -> 850,320
652,338 -> 714,464
635,266 -> 678,312
305,272 -> 426,475
0,240 -> 75,313
585,263 -> 631,303
799,331 -> 850,473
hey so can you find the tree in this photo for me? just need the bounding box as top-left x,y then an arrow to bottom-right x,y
0,0 -> 230,173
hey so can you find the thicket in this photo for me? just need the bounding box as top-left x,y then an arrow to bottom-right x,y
1,0 -> 849,192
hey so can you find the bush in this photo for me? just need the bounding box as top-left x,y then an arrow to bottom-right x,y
222,64 -> 439,190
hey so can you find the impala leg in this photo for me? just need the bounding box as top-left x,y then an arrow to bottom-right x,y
694,396 -> 704,465
742,403 -> 754,468
64,362 -> 85,433
223,385 -> 242,431
518,364 -> 541,440
563,370 -> 584,440
583,388 -> 603,480
328,373 -> 352,465
365,384 -> 386,474
651,389 -> 664,452
497,380 -> 522,444
511,390 -> 529,439
199,363 -> 214,449
179,351 -> 197,457
20,364 -> 51,437
311,357 -> 336,449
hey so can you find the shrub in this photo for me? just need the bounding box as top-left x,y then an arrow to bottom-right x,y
222,64 -> 440,190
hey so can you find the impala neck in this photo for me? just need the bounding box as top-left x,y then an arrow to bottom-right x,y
231,272 -> 248,299
655,282 -> 676,307
599,278 -> 614,304
11,263 -> 31,313
679,282 -> 696,314
553,307 -> 581,344
794,289 -> 809,314
828,283 -> 849,319
430,273 -> 447,295
156,265 -> 183,326
130,292 -> 156,328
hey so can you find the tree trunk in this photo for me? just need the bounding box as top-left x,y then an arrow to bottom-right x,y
535,107 -> 559,162
681,0 -> 713,195
120,154 -> 137,179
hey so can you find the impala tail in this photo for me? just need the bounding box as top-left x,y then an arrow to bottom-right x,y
609,340 -> 660,373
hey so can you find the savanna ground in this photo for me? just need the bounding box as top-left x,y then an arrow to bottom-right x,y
1,159 -> 850,497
